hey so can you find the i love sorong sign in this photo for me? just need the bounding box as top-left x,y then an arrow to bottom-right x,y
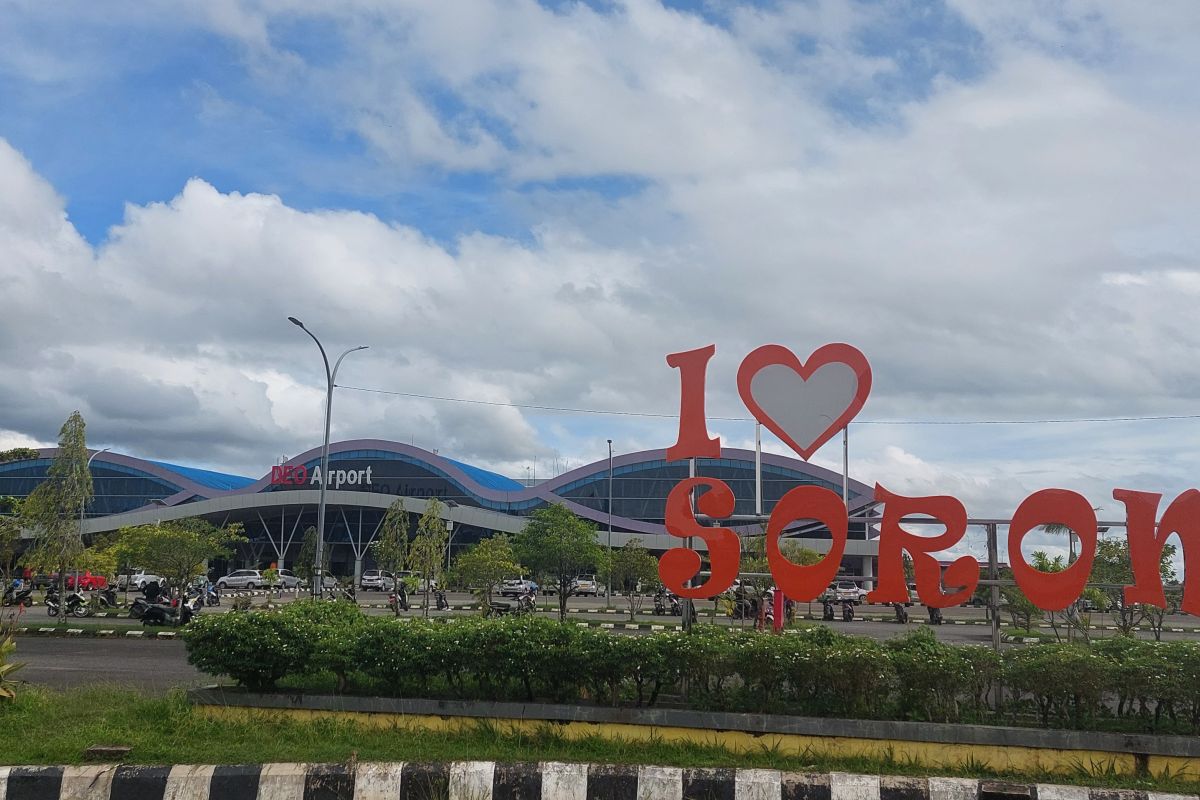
657,343 -> 1199,614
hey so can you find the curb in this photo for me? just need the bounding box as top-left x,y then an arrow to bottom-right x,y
0,763 -> 1189,800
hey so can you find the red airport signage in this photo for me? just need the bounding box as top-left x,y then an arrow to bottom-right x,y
658,344 -> 1197,615
270,464 -> 374,489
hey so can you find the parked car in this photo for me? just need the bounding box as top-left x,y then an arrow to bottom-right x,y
829,580 -> 869,605
216,569 -> 264,590
360,569 -> 395,591
499,578 -> 538,598
570,574 -> 600,596
385,570 -> 437,592
117,570 -> 165,591
275,569 -> 303,589
65,571 -> 108,590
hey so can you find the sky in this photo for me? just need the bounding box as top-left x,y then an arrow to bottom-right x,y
2,0 -> 1199,562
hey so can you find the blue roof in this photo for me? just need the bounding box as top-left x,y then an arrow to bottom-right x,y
442,457 -> 525,492
149,461 -> 255,492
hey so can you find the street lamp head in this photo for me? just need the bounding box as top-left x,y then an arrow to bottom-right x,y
607,439 -> 612,445
288,316 -> 305,328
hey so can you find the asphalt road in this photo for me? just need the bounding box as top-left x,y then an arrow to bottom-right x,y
13,637 -> 208,691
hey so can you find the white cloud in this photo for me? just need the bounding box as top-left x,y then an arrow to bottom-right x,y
1,0 -> 1199,514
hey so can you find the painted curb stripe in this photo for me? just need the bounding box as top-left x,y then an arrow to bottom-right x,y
1038,785 -> 1090,800
637,765 -> 682,800
257,763 -> 307,800
682,767 -> 734,800
880,775 -> 927,800
163,764 -> 215,800
352,762 -> 403,800
399,763 -> 448,800
782,772 -> 831,800
928,777 -> 978,800
541,762 -> 587,800
732,769 -> 778,800
493,762 -> 540,800
587,764 -> 637,800
59,765 -> 115,800
7,766 -> 62,800
110,765 -> 170,800
305,763 -> 354,800
830,773 -> 880,800
208,764 -> 260,800
2,763 -> 1199,799
449,761 -> 494,800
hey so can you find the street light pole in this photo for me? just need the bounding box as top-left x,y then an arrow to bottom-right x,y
289,316 -> 368,598
606,439 -> 613,604
77,447 -> 110,590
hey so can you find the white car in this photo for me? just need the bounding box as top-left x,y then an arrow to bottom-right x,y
830,580 -> 869,605
117,570 -> 164,591
216,569 -> 264,590
384,571 -> 438,592
570,575 -> 600,596
499,578 -> 538,597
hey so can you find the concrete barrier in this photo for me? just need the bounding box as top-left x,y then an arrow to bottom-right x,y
0,763 -> 1191,800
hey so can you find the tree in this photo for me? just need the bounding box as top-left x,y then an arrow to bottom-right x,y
0,498 -> 21,585
372,498 -> 410,578
409,498 -> 448,617
513,504 -> 608,621
113,519 -> 245,601
603,538 -> 659,621
294,526 -> 330,586
741,533 -> 822,599
0,448 -> 38,465
21,412 -> 92,614
1090,537 -> 1176,638
452,535 -> 521,609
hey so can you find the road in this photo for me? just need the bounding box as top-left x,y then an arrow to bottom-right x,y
13,637 -> 208,691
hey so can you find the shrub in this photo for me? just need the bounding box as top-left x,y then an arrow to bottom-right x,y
183,610 -> 316,692
1004,645 -> 1113,727
179,611 -> 1200,735
886,628 -> 972,722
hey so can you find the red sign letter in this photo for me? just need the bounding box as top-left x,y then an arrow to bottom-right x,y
1114,488 -> 1200,614
766,486 -> 847,602
1008,489 -> 1096,611
271,466 -> 284,485
660,478 -> 740,598
665,345 -> 721,461
867,485 -> 978,608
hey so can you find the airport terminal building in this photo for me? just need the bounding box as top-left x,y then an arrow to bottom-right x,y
1,439 -> 880,582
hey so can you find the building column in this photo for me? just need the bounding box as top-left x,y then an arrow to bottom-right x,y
861,555 -> 874,592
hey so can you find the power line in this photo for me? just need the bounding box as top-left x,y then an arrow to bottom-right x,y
336,384 -> 1200,426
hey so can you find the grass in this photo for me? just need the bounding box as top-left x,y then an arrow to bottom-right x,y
0,685 -> 1198,795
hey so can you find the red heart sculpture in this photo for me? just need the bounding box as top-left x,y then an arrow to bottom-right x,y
736,343 -> 872,461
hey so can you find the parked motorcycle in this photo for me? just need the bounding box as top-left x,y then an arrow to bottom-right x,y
2,584 -> 33,607
891,602 -> 909,624
46,589 -> 89,618
387,588 -> 409,613
841,599 -> 855,622
490,590 -> 536,617
435,589 -> 449,611
654,589 -> 682,616
927,606 -> 944,625
822,599 -> 835,621
96,587 -> 119,609
142,594 -> 202,627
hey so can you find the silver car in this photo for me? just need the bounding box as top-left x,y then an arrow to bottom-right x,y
216,569 -> 264,590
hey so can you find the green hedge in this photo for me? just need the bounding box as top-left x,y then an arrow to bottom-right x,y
183,603 -> 1200,733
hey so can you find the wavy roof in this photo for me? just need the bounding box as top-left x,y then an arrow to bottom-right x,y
25,440 -> 874,535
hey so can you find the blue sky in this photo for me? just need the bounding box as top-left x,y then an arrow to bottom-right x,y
1,0 -> 992,246
1,0 -> 1199,564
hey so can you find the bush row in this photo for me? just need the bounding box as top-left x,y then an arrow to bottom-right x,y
183,602 -> 1200,733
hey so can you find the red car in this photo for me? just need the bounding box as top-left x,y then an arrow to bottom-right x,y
64,572 -> 108,590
